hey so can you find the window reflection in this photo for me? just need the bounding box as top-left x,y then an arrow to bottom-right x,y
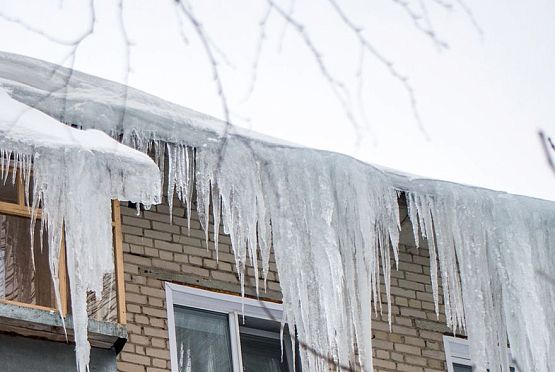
0,213 -> 54,307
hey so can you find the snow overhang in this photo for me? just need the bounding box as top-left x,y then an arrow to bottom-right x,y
0,51 -> 297,150
0,88 -> 161,206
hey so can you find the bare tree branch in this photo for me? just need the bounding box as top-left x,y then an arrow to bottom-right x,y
116,0 -> 132,132
454,0 -> 484,40
243,4 -> 273,102
355,50 -> 376,147
0,0 -> 96,146
174,0 -> 249,169
268,0 -> 363,137
391,0 -> 450,51
174,0 -> 231,132
276,0 -> 296,53
539,130 -> 555,175
326,0 -> 429,138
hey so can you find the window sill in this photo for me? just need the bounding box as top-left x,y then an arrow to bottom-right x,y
0,301 -> 127,353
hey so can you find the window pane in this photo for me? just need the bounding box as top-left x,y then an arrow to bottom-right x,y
239,316 -> 299,372
174,306 -> 233,372
0,213 -> 54,307
453,363 -> 473,372
241,333 -> 289,372
452,364 -> 515,372
0,180 -> 18,203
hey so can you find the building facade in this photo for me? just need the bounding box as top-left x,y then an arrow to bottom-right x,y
0,156 -> 473,372
116,195 -> 459,372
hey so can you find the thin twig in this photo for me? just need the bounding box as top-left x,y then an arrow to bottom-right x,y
268,0 -> 362,136
428,0 -> 454,11
327,0 -> 429,139
391,0 -> 450,51
454,0 -> 484,40
175,0 -> 231,134
276,0 -> 296,53
242,4 -> 272,102
117,0 -> 132,132
539,130 -> 555,175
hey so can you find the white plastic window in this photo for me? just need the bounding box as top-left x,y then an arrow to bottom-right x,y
166,283 -> 300,372
443,336 -> 516,372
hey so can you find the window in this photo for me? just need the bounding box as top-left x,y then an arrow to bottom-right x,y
0,167 -> 127,324
166,283 -> 301,372
0,170 -> 59,310
443,336 -> 516,372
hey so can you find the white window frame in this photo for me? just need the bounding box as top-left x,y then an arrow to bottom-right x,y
443,335 -> 517,372
444,335 -> 473,372
165,282 -> 285,372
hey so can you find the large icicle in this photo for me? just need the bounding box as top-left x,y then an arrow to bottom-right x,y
194,139 -> 401,371
406,183 -> 555,372
0,89 -> 161,372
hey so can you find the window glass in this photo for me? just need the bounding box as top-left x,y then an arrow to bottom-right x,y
0,180 -> 18,203
453,364 -> 472,372
452,363 -> 515,371
241,332 -> 288,372
0,213 -> 54,307
174,306 -> 234,372
239,316 -> 299,372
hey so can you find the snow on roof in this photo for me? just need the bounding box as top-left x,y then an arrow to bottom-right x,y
0,51 -> 543,201
0,86 -> 161,205
0,51 -> 296,148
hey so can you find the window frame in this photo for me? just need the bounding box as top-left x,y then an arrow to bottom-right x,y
0,167 -> 127,324
165,282 -> 285,372
443,335 -> 517,372
444,335 -> 473,372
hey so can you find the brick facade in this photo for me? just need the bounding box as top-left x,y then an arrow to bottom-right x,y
117,197 -> 451,372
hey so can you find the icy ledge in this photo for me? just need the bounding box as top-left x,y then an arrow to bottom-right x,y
0,89 -> 161,372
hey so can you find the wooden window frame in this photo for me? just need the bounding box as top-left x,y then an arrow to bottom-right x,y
0,167 -> 127,324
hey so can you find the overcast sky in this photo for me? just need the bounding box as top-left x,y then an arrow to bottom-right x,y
1,0 -> 554,201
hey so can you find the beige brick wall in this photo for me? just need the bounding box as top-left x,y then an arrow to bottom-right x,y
116,198 -> 281,372
117,198 -> 452,372
371,220 -> 450,371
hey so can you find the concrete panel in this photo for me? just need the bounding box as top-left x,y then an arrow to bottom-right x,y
0,333 -> 116,372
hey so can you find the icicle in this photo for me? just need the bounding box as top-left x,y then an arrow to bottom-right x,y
212,185 -> 221,261
166,143 -> 176,223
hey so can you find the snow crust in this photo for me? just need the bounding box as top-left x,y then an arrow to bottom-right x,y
0,88 -> 161,372
1,52 -> 554,371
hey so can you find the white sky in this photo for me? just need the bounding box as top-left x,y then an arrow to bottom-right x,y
1,0 -> 555,200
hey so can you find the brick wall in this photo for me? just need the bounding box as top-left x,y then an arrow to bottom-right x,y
370,206 -> 450,372
116,198 -> 281,372
116,197 -> 452,372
